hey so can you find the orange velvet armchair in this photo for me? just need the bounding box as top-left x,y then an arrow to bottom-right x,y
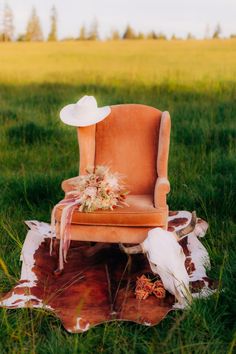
56,104 -> 171,244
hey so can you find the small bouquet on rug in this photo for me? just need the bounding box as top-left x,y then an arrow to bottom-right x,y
135,274 -> 166,300
51,165 -> 129,270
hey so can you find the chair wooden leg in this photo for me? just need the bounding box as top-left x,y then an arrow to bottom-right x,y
83,242 -> 111,257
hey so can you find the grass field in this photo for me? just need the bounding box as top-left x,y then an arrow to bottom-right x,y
0,39 -> 236,353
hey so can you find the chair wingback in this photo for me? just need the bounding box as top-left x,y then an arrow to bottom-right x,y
77,104 -> 166,195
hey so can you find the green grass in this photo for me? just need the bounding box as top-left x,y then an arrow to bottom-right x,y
0,40 -> 236,353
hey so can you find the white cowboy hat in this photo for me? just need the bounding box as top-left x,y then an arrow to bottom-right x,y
60,95 -> 111,127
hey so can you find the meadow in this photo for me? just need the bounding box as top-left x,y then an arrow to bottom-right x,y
0,39 -> 235,353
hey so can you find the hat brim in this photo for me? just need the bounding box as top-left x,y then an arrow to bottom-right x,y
60,104 -> 111,127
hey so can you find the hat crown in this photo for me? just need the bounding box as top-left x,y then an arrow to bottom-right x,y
77,95 -> 97,108
74,95 -> 98,116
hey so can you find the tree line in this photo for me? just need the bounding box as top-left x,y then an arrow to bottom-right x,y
0,3 -> 235,42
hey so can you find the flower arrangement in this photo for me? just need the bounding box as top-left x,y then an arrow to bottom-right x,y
135,274 -> 166,300
66,165 -> 129,212
51,165 -> 129,271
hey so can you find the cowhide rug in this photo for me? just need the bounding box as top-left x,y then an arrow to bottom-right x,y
0,211 -> 216,333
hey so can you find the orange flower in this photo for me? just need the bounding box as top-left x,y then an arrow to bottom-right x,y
135,275 -> 166,300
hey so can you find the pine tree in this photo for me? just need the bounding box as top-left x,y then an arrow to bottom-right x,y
137,32 -> 145,39
16,33 -> 25,42
157,32 -> 167,40
1,3 -> 14,41
212,23 -> 222,39
186,32 -> 195,40
88,18 -> 99,40
147,31 -> 158,39
25,7 -> 44,41
48,5 -> 57,41
78,25 -> 86,40
123,25 -> 136,39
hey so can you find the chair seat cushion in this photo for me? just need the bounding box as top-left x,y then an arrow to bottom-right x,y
55,194 -> 164,227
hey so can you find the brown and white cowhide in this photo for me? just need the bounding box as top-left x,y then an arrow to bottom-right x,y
0,211 -> 216,333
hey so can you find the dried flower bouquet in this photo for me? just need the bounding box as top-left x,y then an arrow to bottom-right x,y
51,165 -> 129,270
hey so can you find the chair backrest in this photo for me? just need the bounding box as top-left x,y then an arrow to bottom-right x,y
77,104 -> 163,195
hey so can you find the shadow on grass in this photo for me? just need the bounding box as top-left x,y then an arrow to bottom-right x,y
0,80 -> 236,116
6,122 -> 62,145
0,174 -> 64,214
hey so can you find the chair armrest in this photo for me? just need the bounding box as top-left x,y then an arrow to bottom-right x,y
154,111 -> 171,209
154,177 -> 170,208
157,111 -> 171,178
61,177 -> 79,194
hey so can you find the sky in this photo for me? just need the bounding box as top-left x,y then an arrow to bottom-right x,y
1,0 -> 236,39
